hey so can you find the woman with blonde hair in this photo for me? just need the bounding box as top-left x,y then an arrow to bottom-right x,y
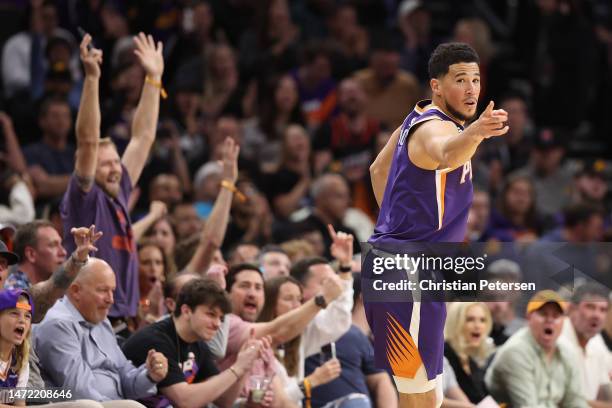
444,302 -> 495,404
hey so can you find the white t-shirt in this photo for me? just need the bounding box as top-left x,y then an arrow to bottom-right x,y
561,318 -> 612,400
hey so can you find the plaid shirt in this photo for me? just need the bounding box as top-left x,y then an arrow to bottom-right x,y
4,267 -> 31,290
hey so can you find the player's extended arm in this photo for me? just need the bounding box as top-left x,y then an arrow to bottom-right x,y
122,33 -> 164,186
370,126 -> 401,207
74,34 -> 102,192
412,101 -> 508,170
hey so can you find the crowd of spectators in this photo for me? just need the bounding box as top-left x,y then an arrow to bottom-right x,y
0,0 -> 611,407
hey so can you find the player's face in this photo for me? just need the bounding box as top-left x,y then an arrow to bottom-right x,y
435,62 -> 480,123
95,144 -> 123,198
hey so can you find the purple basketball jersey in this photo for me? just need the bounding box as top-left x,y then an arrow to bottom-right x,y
370,100 -> 473,243
364,100 -> 473,383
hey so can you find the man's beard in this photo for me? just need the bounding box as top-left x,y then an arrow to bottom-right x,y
98,181 -> 120,198
446,103 -> 477,123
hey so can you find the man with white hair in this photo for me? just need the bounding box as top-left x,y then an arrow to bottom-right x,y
35,258 -> 168,406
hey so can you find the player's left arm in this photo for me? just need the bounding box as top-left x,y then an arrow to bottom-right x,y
370,126 -> 400,207
122,33 -> 164,186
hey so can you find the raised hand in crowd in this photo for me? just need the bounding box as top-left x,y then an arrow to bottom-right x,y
206,263 -> 228,290
184,137 -> 239,275
26,225 -> 103,323
79,34 -> 102,79
328,224 -> 354,275
74,31 -> 102,192
221,136 -> 240,183
145,348 -> 169,383
149,200 -> 167,220
133,200 -> 167,242
321,273 -> 344,305
133,32 -> 164,81
71,224 -> 103,261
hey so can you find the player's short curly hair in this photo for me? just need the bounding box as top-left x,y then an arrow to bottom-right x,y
428,42 -> 480,79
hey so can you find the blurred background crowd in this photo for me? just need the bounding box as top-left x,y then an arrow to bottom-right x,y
0,0 -> 611,407
0,0 -> 611,245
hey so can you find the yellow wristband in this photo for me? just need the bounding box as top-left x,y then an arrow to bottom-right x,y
145,76 -> 168,99
303,378 -> 312,408
220,180 -> 247,203
303,378 -> 312,398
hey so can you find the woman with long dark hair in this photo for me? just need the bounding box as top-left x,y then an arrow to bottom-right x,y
487,175 -> 542,241
258,276 -> 341,406
242,74 -> 306,170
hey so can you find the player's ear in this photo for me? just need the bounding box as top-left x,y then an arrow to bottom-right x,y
430,78 -> 441,97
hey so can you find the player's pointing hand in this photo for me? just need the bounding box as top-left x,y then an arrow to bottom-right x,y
473,101 -> 509,139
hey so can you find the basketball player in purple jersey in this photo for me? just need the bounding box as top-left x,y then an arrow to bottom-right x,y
365,43 -> 508,407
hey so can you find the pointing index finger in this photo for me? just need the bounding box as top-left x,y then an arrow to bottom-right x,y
327,224 -> 337,240
482,100 -> 494,116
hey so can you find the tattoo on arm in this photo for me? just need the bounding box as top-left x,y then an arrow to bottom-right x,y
52,264 -> 72,290
75,172 -> 94,190
30,259 -> 81,323
30,284 -> 56,324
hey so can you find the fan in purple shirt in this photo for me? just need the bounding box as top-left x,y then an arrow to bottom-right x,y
61,32 -> 165,321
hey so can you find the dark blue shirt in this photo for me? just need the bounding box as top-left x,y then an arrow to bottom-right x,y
305,326 -> 382,408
